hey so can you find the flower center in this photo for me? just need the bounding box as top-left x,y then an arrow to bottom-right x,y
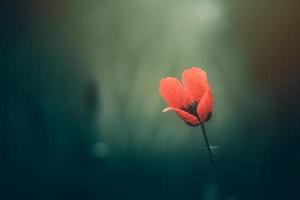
184,102 -> 213,122
184,101 -> 199,118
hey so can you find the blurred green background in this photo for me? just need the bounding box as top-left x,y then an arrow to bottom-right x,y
1,0 -> 299,199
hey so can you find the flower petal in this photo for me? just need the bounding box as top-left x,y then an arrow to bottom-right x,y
182,67 -> 209,102
197,87 -> 213,122
163,107 -> 201,126
159,77 -> 193,108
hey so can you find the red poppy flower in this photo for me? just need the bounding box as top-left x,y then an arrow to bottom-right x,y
159,67 -> 213,126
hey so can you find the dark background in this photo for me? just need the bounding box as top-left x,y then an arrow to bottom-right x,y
1,0 -> 299,199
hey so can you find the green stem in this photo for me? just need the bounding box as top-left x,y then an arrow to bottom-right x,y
200,123 -> 223,198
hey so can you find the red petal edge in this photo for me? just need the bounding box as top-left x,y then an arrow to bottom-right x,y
159,77 -> 193,108
196,87 -> 213,122
163,107 -> 201,126
182,67 -> 209,103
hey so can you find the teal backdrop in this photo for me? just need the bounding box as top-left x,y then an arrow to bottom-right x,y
1,0 -> 299,199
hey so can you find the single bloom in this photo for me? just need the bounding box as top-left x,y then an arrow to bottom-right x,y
159,66 -> 213,126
